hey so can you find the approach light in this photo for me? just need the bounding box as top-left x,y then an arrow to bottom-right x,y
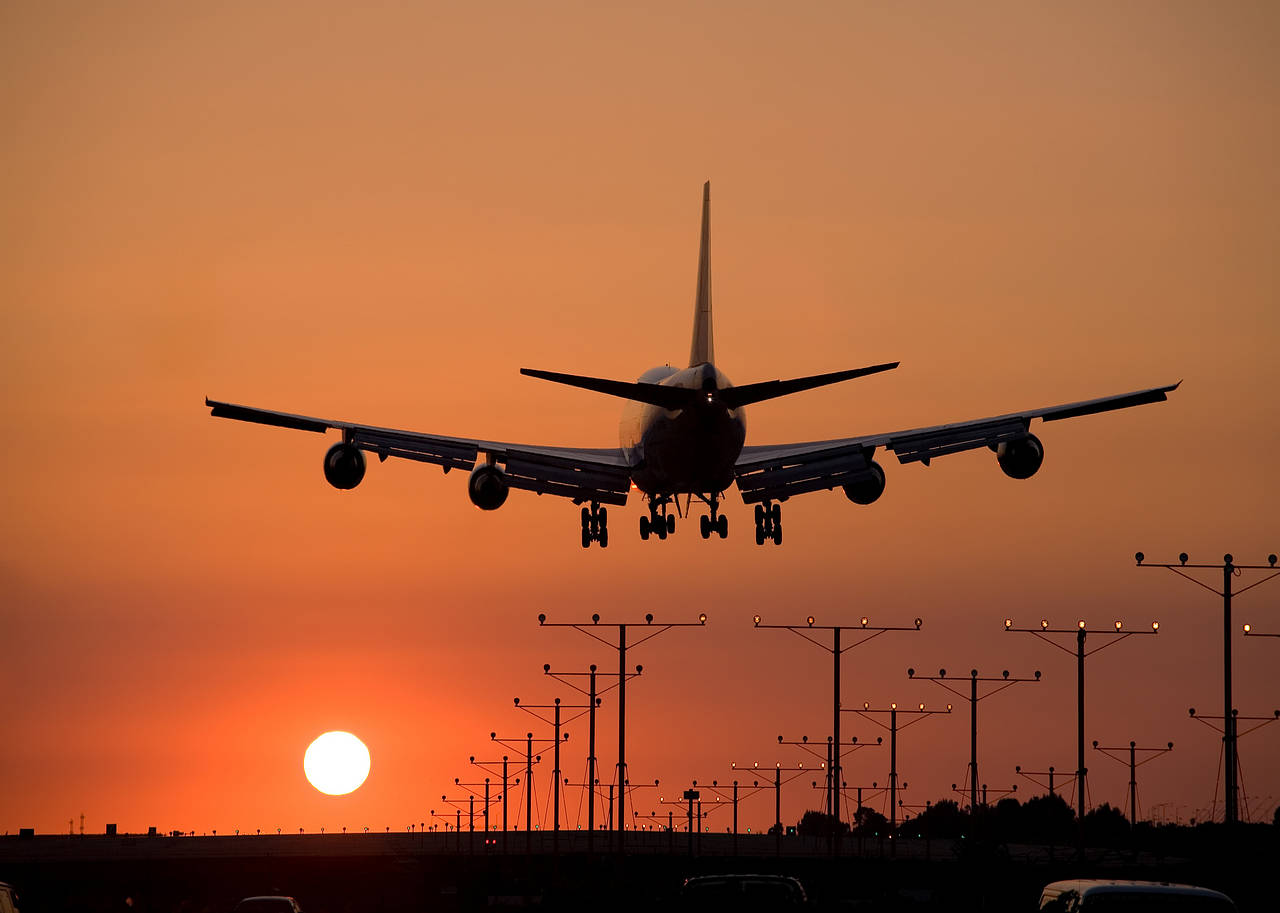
1135,552 -> 1144,565
1004,618 -> 1013,629
513,697 -> 520,706
807,615 -> 815,627
1041,619 -> 1049,629
907,668 -> 915,678
861,616 -> 869,627
1180,553 -> 1189,565
1152,621 -> 1160,632
753,614 -> 761,626
914,617 -> 922,629
645,613 -> 653,624
946,704 -> 952,711
699,613 -> 707,624
1034,670 -> 1041,680
543,663 -> 551,672
919,703 -> 925,711
891,702 -> 897,710
538,613 -> 547,624
1002,669 -> 1009,679
864,701 -> 870,710
1244,624 -> 1252,634
1270,554 -> 1277,567
1115,620 -> 1122,630
1078,620 -> 1086,629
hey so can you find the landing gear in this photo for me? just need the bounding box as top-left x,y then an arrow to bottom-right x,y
581,502 -> 608,548
753,500 -> 782,546
699,495 -> 728,540
640,496 -> 673,542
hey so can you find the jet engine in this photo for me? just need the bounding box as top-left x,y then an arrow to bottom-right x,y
323,441 -> 366,490
996,434 -> 1044,480
842,460 -> 886,505
468,464 -> 510,510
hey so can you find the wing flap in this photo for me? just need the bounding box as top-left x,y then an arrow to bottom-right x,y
889,418 -> 1029,465
352,429 -> 478,471
735,444 -> 874,504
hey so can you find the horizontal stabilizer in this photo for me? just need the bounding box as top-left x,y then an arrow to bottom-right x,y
720,362 -> 900,409
520,368 -> 690,410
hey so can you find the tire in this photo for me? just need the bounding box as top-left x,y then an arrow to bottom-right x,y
581,507 -> 590,526
755,526 -> 765,546
772,523 -> 783,545
754,504 -> 764,524
666,514 -> 675,534
700,515 -> 710,539
770,503 -> 781,524
640,516 -> 650,540
599,507 -> 607,528
599,529 -> 608,548
582,529 -> 592,549
717,514 -> 728,538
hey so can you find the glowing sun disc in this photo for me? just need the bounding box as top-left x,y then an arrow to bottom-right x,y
304,731 -> 370,795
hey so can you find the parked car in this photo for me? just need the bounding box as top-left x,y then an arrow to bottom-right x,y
1039,879 -> 1235,912
681,874 -> 807,907
233,897 -> 302,913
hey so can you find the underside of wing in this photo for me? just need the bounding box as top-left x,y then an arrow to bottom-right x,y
734,381 -> 1180,502
205,398 -> 633,505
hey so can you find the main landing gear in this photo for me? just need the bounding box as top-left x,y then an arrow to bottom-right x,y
581,501 -> 608,549
699,495 -> 728,540
639,496 -> 675,541
753,500 -> 782,546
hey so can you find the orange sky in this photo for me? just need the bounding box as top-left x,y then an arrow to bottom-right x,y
2,1 -> 1278,836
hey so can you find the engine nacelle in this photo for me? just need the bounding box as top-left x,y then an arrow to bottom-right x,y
468,464 -> 510,510
997,433 -> 1044,480
323,442 -> 366,490
842,460 -> 886,505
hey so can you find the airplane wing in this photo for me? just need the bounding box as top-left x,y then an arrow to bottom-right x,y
734,382 -> 1180,504
205,399 -> 634,505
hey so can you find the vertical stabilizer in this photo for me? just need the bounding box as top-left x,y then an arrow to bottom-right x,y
689,181 -> 714,367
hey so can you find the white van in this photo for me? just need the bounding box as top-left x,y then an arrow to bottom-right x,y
1039,879 -> 1235,912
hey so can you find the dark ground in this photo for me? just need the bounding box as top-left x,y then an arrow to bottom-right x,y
1,828 -> 1271,913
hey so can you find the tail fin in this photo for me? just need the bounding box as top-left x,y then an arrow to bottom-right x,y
689,181 -> 714,367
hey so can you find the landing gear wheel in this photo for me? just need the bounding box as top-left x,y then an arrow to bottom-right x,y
639,515 -> 650,540
700,515 -> 711,539
666,514 -> 676,534
755,525 -> 765,546
772,523 -> 783,546
770,503 -> 781,524
582,528 -> 592,549
716,514 -> 728,538
599,528 -> 609,548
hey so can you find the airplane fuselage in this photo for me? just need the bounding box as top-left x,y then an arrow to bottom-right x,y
620,362 -> 747,496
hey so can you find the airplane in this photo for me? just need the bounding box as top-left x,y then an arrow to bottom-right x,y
207,182 -> 1179,548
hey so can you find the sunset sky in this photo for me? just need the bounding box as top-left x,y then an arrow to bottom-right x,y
2,2 -> 1277,837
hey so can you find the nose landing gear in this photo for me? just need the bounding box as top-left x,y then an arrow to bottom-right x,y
753,501 -> 782,546
581,501 -> 608,548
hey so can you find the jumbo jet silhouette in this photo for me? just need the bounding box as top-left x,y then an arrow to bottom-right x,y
208,182 -> 1178,547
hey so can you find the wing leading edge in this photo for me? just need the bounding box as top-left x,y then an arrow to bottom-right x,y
734,381 -> 1180,504
205,398 -> 633,505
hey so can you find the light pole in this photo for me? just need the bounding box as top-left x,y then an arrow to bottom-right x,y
1004,616 -> 1159,827
907,667 -> 1041,812
1015,764 -> 1077,798
537,611 -> 707,853
489,730 -> 548,852
729,760 -> 812,856
470,751 -> 519,843
1091,740 -> 1173,826
848,701 -> 951,833
452,776 -> 501,837
543,660 -> 640,848
1135,551 -> 1278,825
512,696 -> 587,852
753,613 -> 922,845
1187,707 -> 1280,822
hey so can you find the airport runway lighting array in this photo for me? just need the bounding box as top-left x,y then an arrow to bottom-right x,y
542,660 -> 639,843
907,666 -> 1041,813
488,730 -> 546,850
1186,707 -> 1280,823
848,701 -> 952,832
1091,739 -> 1174,826
537,611 -> 707,851
469,753 -> 519,835
1003,616 -> 1158,829
513,695 -> 589,849
1015,763 -> 1078,800
1135,550 -> 1278,825
752,612 -> 922,845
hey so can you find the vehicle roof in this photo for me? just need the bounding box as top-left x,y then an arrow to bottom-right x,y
1042,880 -> 1232,900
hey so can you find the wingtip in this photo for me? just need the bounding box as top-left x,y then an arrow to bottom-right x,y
703,180 -> 710,200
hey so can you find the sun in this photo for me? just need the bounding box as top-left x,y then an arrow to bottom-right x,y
303,731 -> 370,795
